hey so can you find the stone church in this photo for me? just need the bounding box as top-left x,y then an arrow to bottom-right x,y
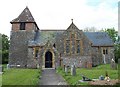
9,7 -> 114,69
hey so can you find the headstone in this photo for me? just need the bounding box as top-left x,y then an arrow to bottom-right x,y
111,59 -> 117,69
7,64 -> 9,69
0,65 -> 2,72
0,65 -> 3,74
99,75 -> 104,80
63,65 -> 65,71
71,64 -> 76,76
37,64 -> 40,69
65,66 -> 68,75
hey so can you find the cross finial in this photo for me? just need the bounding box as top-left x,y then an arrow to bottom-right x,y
71,19 -> 73,23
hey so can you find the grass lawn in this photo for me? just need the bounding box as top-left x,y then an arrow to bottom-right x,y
57,64 -> 118,85
1,65 -> 41,86
0,75 -> 2,86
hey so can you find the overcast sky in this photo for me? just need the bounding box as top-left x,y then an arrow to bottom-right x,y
0,0 -> 118,37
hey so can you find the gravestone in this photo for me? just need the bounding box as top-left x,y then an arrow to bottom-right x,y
111,59 -> 117,69
65,66 -> 68,75
0,65 -> 3,74
63,65 -> 65,71
7,64 -> 9,69
71,64 -> 76,76
37,64 -> 40,69
0,65 -> 2,72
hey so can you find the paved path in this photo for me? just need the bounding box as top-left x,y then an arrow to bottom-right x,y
39,68 -> 68,85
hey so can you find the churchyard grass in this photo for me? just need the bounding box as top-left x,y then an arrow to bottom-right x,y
0,74 -> 2,86
2,65 -> 41,85
57,64 -> 118,85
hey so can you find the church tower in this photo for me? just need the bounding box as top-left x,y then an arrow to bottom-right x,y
9,7 -> 39,67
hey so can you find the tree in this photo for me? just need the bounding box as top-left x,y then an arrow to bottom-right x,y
105,28 -> 118,43
84,27 -> 97,32
0,33 -> 9,64
114,44 -> 120,63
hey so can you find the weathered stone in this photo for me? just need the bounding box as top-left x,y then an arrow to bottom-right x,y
111,59 -> 117,69
65,66 -> 68,75
7,64 -> 10,69
71,64 -> 76,76
0,66 -> 2,72
0,65 -> 3,72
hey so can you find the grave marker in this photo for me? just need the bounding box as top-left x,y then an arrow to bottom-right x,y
71,64 -> 76,76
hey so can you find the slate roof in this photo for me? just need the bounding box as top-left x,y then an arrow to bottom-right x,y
84,32 -> 114,46
28,30 -> 114,47
11,7 -> 35,23
28,30 -> 64,46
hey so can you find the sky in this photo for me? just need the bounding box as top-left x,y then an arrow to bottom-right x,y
0,0 -> 119,37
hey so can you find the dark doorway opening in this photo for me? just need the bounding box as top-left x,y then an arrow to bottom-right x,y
45,51 -> 52,68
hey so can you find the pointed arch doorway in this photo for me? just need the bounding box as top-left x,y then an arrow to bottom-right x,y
45,51 -> 53,68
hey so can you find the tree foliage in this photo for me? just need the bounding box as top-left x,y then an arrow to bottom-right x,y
105,28 -> 118,43
0,33 -> 9,64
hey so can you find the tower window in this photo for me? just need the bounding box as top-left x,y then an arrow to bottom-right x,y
20,22 -> 26,30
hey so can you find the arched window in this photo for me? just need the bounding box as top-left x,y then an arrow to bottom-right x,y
35,49 -> 39,57
76,40 -> 80,53
66,40 -> 70,53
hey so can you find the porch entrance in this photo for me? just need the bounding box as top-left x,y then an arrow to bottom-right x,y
45,51 -> 52,68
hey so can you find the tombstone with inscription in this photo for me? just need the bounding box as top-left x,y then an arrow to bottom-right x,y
71,64 -> 76,76
111,59 -> 117,69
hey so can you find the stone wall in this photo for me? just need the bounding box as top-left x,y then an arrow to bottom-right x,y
9,31 -> 35,68
91,46 -> 114,66
27,47 -> 37,68
62,56 -> 92,68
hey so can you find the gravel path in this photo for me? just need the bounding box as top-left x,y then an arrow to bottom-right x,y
39,68 -> 68,85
